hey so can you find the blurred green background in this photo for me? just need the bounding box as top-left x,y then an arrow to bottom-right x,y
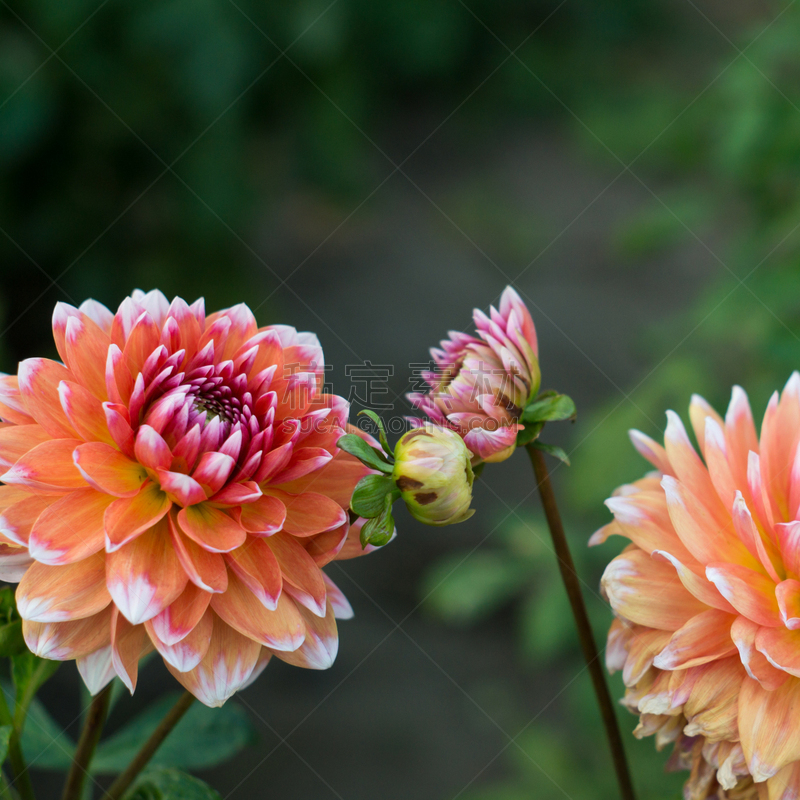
2,0 -> 800,797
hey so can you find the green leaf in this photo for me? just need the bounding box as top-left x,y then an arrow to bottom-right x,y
351,474 -> 396,518
421,552 -> 530,625
521,394 -> 576,424
359,493 -> 395,548
0,620 -> 25,657
336,434 -> 393,474
124,768 -> 222,800
92,693 -> 256,774
516,421 -> 543,448
531,442 -> 571,466
0,724 -> 12,763
19,695 -> 74,769
357,410 -> 393,459
12,653 -> 60,728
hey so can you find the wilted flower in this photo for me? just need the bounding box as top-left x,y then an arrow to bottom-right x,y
0,290 -> 384,706
594,375 -> 800,798
408,286 -> 540,463
393,424 -> 475,526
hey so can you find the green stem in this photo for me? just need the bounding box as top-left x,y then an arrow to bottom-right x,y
61,684 -> 113,800
526,444 -> 636,800
104,692 -> 195,800
0,687 -> 34,800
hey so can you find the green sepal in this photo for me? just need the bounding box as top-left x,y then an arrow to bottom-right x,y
357,410 -> 393,460
351,474 -> 397,518
521,393 -> 577,424
516,421 -> 544,448
360,492 -> 395,548
337,434 -> 394,474
531,441 -> 571,466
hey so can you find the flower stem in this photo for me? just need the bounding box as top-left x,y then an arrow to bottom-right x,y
60,684 -> 113,800
526,444 -> 636,800
104,691 -> 195,800
0,685 -> 34,800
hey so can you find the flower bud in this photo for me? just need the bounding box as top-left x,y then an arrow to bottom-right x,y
393,425 -> 475,526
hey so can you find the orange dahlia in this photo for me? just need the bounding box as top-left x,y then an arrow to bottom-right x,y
0,290 -> 383,706
594,375 -> 800,799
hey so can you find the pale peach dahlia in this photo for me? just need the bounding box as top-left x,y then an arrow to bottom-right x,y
594,376 -> 800,799
0,290 -> 382,706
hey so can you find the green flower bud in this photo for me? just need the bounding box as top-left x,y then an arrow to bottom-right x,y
392,425 -> 475,526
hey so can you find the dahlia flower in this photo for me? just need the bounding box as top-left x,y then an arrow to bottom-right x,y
0,290 -> 383,706
408,286 -> 540,463
393,424 -> 475,526
594,375 -> 800,799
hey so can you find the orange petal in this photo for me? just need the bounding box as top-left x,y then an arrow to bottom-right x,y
264,490 -> 346,537
703,417 -> 739,516
121,311 -> 160,377
28,489 -> 113,565
0,543 -> 33,581
106,518 -> 188,625
739,675 -> 800,782
663,475 -> 755,567
17,358 -> 78,438
768,762 -> 800,800
680,656 -> 745,742
177,503 -> 246,553
73,442 -> 148,498
156,470 -> 207,506
17,554 -> 111,622
149,582 -> 212,646
0,425 -> 51,468
110,608 -> 151,694
210,572 -> 305,651
621,629 -> 671,687
0,494 -> 56,546
777,521 -> 800,577
277,449 -> 370,509
688,394 -> 723,457
104,481 -> 171,551
224,538 -> 282,610
271,600 -> 338,670
304,522 -> 349,567
166,612 -> 261,707
23,606 -> 112,660
322,574 -> 352,620
731,615 -> 789,691
62,313 -> 111,400
1,438 -> 85,493
777,579 -> 800,630
146,607 -> 213,673
652,550 -> 735,613
76,645 -> 117,695
652,608 -> 737,670
168,515 -> 228,593
58,381 -> 114,444
706,562 -> 781,627
266,532 -> 326,617
732,492 -> 782,583
0,375 -> 35,426
236,495 -> 286,536
628,429 -> 673,474
755,625 -> 800,678
334,518 -> 389,560
105,344 -> 134,406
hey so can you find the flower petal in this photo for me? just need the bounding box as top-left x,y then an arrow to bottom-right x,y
755,625 -> 800,678
17,554 -> 111,622
651,550 -> 735,613
106,518 -> 188,625
278,449 -> 370,509
134,425 -> 172,472
706,562 -> 781,627
236,495 -> 286,536
146,607 -> 213,672
104,482 -> 171,552
271,600 -> 338,670
0,494 -> 55,546
73,442 -> 148,498
177,503 -> 246,553
77,645 -> 117,695
1,438 -> 85,493
58,381 -> 114,444
156,470 -> 207,507
210,572 -> 305,651
652,609 -> 737,670
166,612 -> 261,707
265,490 -> 346,537
739,675 -> 800,782
149,582 -> 212,646
0,425 -> 51,468
17,358 -> 78,438
266,531 -> 327,617
224,538 -> 282,610
62,313 -> 111,400
28,489 -> 113,565
168,515 -> 228,594
731,615 -> 788,691
322,574 -> 353,620
110,608 -> 150,694
23,606 -> 112,660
